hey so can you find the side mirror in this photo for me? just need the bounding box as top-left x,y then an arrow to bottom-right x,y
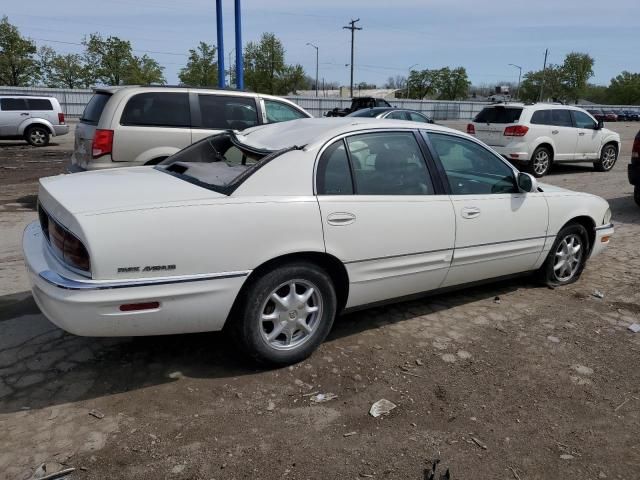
596,119 -> 604,130
517,172 -> 538,193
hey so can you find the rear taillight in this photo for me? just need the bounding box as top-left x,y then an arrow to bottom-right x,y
632,135 -> 640,159
92,129 -> 114,158
504,125 -> 529,137
58,112 -> 65,124
40,205 -> 91,273
467,123 -> 475,135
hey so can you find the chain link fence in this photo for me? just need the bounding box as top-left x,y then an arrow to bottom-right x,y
0,86 -> 637,121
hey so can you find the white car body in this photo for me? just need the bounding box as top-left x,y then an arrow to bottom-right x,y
468,103 -> 620,171
23,118 -> 614,343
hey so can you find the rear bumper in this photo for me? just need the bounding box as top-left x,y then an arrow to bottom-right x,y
53,125 -> 69,136
23,221 -> 248,336
591,223 -> 614,258
628,160 -> 640,186
487,144 -> 531,161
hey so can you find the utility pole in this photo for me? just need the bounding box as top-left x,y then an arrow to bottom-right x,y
539,48 -> 548,102
306,42 -> 319,96
508,63 -> 522,100
343,18 -> 362,97
228,49 -> 235,87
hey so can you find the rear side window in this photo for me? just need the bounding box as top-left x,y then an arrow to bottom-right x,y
531,109 -> 573,127
198,95 -> 258,130
121,92 -> 190,128
27,99 -> 53,110
474,107 -> 522,124
317,140 -> 354,195
0,98 -> 28,111
81,93 -> 111,125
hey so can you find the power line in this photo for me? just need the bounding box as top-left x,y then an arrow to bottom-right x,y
32,37 -> 188,57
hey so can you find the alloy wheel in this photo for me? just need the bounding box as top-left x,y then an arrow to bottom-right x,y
259,279 -> 323,351
601,146 -> 617,170
533,150 -> 550,176
553,234 -> 583,282
29,129 -> 46,145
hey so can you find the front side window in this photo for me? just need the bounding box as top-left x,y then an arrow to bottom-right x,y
428,133 -> 518,195
572,110 -> 597,129
198,95 -> 258,130
346,132 -> 434,195
317,140 -> 353,195
0,98 -> 28,111
121,92 -> 190,127
264,99 -> 307,123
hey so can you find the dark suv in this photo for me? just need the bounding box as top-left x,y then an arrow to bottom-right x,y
629,130 -> 640,206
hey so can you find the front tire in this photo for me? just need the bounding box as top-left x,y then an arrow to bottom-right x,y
25,126 -> 50,147
230,262 -> 337,366
527,146 -> 552,178
634,185 -> 640,207
538,223 -> 590,287
593,144 -> 618,172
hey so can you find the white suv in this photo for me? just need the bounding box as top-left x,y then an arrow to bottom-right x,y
467,103 -> 621,177
69,86 -> 312,172
0,95 -> 69,146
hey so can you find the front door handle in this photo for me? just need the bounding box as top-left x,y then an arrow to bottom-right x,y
327,212 -> 356,226
578,132 -> 586,136
461,207 -> 481,219
20,112 -> 29,116
551,129 -> 559,134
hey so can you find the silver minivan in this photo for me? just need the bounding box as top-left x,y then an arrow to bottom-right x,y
69,86 -> 312,172
0,95 -> 69,146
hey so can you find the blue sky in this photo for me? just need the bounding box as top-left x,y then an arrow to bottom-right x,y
4,0 -> 639,87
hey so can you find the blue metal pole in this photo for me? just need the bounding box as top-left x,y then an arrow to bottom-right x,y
216,0 -> 225,88
234,0 -> 244,90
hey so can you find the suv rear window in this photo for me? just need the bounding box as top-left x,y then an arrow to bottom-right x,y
121,92 -> 190,128
474,107 -> 522,124
81,93 -> 111,125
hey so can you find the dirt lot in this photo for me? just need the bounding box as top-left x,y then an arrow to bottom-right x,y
1,122 -> 639,480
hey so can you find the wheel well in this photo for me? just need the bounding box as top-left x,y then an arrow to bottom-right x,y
535,143 -> 554,161
563,216 -> 596,253
602,141 -> 618,154
243,252 -> 350,313
144,157 -> 168,165
24,123 -> 53,135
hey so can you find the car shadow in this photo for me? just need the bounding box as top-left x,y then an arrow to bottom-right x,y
545,163 -> 594,176
0,276 -> 529,414
607,195 -> 640,224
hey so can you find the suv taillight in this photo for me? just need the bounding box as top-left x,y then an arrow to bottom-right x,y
92,129 -> 114,158
58,112 -> 65,124
467,123 -> 475,135
632,134 -> 640,159
504,125 -> 529,137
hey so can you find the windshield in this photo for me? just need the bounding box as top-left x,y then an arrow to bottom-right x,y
157,133 -> 281,194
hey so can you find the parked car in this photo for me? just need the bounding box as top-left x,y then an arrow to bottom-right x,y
467,103 -> 621,177
69,86 -> 312,172
325,97 -> 392,117
624,110 -> 640,121
602,110 -> 618,122
24,118 -> 614,365
347,107 -> 433,123
614,110 -> 628,121
586,108 -> 605,122
629,129 -> 640,206
0,95 -> 68,146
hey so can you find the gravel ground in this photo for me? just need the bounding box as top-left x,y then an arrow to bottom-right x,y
0,121 -> 639,480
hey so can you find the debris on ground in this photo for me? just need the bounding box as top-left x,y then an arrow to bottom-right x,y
343,431 -> 357,437
627,323 -> 640,333
592,290 -> 605,299
88,409 -> 105,419
369,399 -> 397,418
310,393 -> 338,403
31,462 -> 75,480
470,436 -> 488,450
494,296 -> 501,304
266,400 -> 276,411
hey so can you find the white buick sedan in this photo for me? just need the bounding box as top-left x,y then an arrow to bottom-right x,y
23,118 -> 614,365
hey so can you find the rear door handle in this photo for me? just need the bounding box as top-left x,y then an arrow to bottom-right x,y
461,207 -> 481,219
327,212 -> 356,226
551,129 -> 559,134
20,113 -> 29,116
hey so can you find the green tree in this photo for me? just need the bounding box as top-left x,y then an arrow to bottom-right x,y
124,54 -> 165,85
39,46 -> 90,88
82,33 -> 133,86
582,84 -> 610,104
178,42 -> 217,86
436,67 -> 470,100
519,65 -> 567,102
407,69 -> 440,99
562,52 -> 594,103
277,64 -> 310,94
0,16 -> 39,86
244,33 -> 286,94
607,71 -> 640,105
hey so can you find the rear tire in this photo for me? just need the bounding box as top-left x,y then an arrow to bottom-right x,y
527,146 -> 552,178
229,262 -> 337,366
593,143 -> 617,172
538,223 -> 589,287
25,126 -> 50,147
